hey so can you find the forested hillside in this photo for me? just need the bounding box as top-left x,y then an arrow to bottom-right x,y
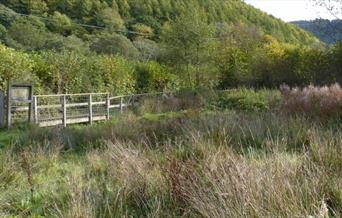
1,0 -> 342,96
292,19 -> 342,44
0,0 -> 318,49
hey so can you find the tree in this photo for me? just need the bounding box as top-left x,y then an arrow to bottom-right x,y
133,38 -> 160,61
6,16 -> 48,50
36,50 -> 87,93
214,22 -> 264,88
96,7 -> 124,30
0,43 -> 37,90
90,32 -> 139,59
130,23 -> 153,39
161,10 -> 215,86
0,4 -> 17,27
0,24 -> 7,42
48,11 -> 72,35
45,34 -> 90,53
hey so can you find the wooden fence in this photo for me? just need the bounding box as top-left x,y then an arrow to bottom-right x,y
33,93 -> 133,127
3,92 -> 167,128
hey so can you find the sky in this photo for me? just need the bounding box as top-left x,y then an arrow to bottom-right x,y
244,0 -> 336,22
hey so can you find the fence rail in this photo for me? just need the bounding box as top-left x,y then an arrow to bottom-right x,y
16,92 -> 172,127
30,93 -> 124,127
2,90 -> 231,128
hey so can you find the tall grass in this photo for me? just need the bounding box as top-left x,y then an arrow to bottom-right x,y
280,83 -> 342,119
0,88 -> 341,217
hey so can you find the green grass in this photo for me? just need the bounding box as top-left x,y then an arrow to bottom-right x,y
0,128 -> 21,149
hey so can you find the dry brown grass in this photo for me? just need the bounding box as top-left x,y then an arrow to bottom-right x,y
280,84 -> 342,118
1,108 -> 342,217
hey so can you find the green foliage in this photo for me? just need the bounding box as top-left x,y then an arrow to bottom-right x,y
0,0 -> 342,95
0,43 -> 37,90
90,32 -> 139,58
133,38 -> 160,61
6,16 -> 48,50
212,89 -> 280,112
0,24 -> 6,41
161,10 -> 216,87
0,0 -> 319,51
130,23 -> 153,37
91,55 -> 136,95
48,11 -> 72,35
96,7 -> 124,30
134,61 -> 179,92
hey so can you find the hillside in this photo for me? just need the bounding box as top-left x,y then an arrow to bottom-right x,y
0,0 -> 318,53
2,0 -> 340,96
292,19 -> 342,44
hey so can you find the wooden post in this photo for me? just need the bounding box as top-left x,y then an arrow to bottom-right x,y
62,95 -> 67,127
28,87 -> 34,123
32,96 -> 38,124
89,94 -> 93,125
7,81 -> 11,129
120,96 -> 123,113
106,93 -> 110,120
0,91 -> 4,128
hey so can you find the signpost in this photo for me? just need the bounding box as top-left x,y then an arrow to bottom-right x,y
6,81 -> 34,128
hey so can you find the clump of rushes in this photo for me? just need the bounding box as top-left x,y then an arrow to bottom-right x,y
280,83 -> 342,119
1,91 -> 341,217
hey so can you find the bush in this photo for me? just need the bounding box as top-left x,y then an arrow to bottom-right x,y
134,61 -> 180,93
212,88 -> 280,112
280,84 -> 342,119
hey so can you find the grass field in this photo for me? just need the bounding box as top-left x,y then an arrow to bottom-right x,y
0,88 -> 341,217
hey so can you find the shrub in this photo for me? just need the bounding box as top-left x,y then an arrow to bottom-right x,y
212,88 -> 280,112
280,83 -> 342,118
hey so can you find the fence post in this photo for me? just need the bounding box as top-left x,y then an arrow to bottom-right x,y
7,81 -> 11,129
28,87 -> 34,124
0,91 -> 4,128
120,96 -> 123,113
33,96 -> 38,124
62,95 -> 67,127
106,93 -> 110,120
89,94 -> 93,125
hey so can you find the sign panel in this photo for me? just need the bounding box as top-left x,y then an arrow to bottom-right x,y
11,86 -> 31,101
6,82 -> 34,128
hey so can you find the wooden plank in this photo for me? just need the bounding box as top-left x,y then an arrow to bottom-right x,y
109,103 -> 130,109
67,102 -> 88,108
37,101 -> 105,109
109,92 -> 166,100
36,93 -> 108,98
10,99 -> 32,103
39,119 -> 62,127
38,104 -> 62,109
11,106 -> 30,112
93,101 -> 106,106
39,115 -> 107,127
